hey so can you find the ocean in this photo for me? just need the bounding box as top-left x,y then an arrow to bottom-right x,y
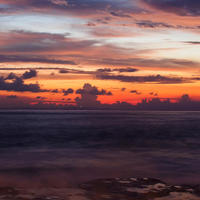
0,110 -> 200,187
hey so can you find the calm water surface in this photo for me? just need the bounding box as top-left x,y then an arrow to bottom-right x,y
0,110 -> 200,187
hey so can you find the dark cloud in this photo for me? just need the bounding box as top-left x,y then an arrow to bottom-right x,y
59,69 -> 69,73
0,30 -> 140,67
75,83 -> 112,107
0,31 -> 72,53
5,72 -> 18,80
96,67 -> 138,73
0,67 -> 72,71
87,22 -> 96,27
184,41 -> 200,45
94,17 -> 111,25
22,69 -> 37,79
130,90 -> 141,95
63,88 -> 74,96
0,30 -> 101,64
36,96 -> 45,99
0,95 -> 34,109
1,92 -> 200,110
0,30 -> 198,69
136,20 -> 174,28
192,77 -> 200,81
110,11 -> 131,18
0,54 -> 76,65
121,87 -> 126,91
0,66 -> 138,78
137,94 -> 199,110
143,0 -> 200,16
97,74 -> 187,84
6,95 -> 18,99
76,83 -> 112,96
179,94 -> 191,104
114,68 -> 139,73
0,75 -> 46,92
51,89 -> 59,93
96,68 -> 112,73
0,0 -> 144,17
94,57 -> 198,69
136,21 -> 200,30
149,92 -> 158,96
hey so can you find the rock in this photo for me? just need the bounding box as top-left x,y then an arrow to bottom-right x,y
0,178 -> 200,200
80,178 -> 200,200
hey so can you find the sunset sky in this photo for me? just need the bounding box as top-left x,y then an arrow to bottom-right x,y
0,0 -> 200,108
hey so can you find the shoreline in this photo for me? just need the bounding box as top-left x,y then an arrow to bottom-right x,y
0,177 -> 200,200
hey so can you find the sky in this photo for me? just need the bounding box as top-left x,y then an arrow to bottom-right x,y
0,0 -> 200,108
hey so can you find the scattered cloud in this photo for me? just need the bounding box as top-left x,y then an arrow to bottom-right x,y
63,88 -> 74,96
94,57 -> 199,69
75,83 -> 112,107
59,69 -> 69,74
0,0 -> 144,17
51,89 -> 59,93
136,20 -> 174,28
22,69 -> 37,79
142,0 -> 200,16
130,90 -> 141,95
0,93 -> 200,110
0,75 -> 46,92
149,92 -> 158,96
184,41 -> 200,45
96,67 -> 138,73
121,88 -> 126,91
76,83 -> 112,96
110,11 -> 131,18
0,54 -> 76,65
5,72 -> 18,80
97,74 -> 187,84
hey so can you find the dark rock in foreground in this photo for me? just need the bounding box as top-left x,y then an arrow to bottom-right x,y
1,178 -> 200,200
80,177 -> 200,200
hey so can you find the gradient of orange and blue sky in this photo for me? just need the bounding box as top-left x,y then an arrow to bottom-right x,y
0,0 -> 200,108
